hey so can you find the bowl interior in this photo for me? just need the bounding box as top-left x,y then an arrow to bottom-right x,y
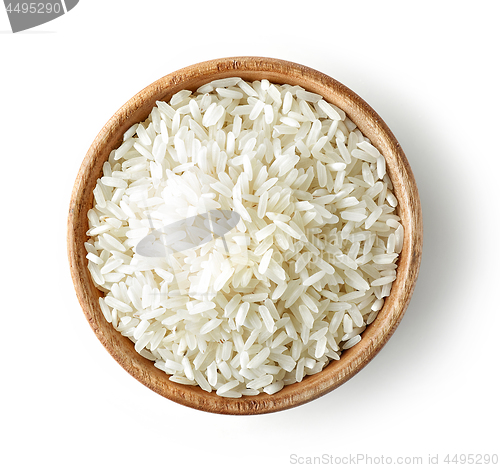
68,57 -> 422,415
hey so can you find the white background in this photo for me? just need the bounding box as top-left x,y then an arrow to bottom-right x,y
1,1 -> 499,467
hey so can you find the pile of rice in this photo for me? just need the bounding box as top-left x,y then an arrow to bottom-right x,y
85,77 -> 404,397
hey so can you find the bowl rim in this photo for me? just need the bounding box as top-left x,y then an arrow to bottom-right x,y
67,56 -> 423,415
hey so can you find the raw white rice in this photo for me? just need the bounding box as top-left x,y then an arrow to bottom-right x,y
86,78 -> 403,396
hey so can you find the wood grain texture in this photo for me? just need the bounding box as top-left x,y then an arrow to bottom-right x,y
67,57 -> 423,415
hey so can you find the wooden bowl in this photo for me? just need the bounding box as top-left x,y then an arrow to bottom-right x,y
68,57 -> 423,415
